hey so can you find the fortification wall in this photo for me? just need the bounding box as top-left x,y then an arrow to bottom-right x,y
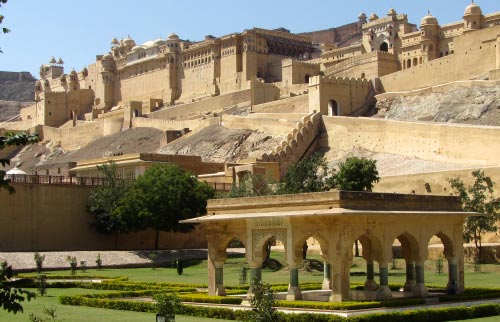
324,51 -> 399,80
374,166 -> 500,200
258,112 -> 322,177
252,81 -> 280,105
379,26 -> 500,92
1,120 -> 36,131
320,117 -> 500,166
0,184 -> 207,251
221,114 -> 300,137
119,61 -> 171,103
149,89 -> 251,120
252,94 -> 309,113
308,75 -> 372,116
375,79 -> 500,101
132,117 -> 215,131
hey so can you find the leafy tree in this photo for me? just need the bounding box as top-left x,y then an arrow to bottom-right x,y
329,157 -> 380,192
278,153 -> 331,194
248,279 -> 276,322
449,170 -> 500,263
113,164 -> 215,249
87,162 -> 130,236
227,172 -> 273,198
0,0 -> 10,53
0,132 -> 39,193
1,261 -> 35,313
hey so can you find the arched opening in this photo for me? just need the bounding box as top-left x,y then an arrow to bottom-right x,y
428,232 -> 458,295
379,42 -> 389,52
225,237 -> 247,288
305,74 -> 310,83
392,233 -> 421,296
133,109 -> 139,117
413,58 -> 418,66
328,100 -> 340,116
257,67 -> 263,79
407,59 -> 412,68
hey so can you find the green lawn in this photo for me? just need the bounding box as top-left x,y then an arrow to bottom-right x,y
447,317 -> 500,322
7,251 -> 500,322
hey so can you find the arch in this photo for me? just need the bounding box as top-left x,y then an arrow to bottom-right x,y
328,100 -> 340,116
407,59 -> 412,68
305,74 -> 310,83
413,58 -> 418,66
133,109 -> 140,117
379,42 -> 389,52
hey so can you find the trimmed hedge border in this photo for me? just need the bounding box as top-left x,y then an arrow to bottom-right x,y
275,298 -> 426,310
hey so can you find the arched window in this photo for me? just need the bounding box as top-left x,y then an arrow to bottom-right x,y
379,42 -> 389,52
413,58 -> 418,66
407,59 -> 412,68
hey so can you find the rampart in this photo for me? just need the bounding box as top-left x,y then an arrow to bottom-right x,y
252,94 -> 309,114
379,26 -> 500,93
221,113 -> 304,138
324,51 -> 399,79
320,117 -> 500,166
0,184 -> 207,251
150,89 -> 251,120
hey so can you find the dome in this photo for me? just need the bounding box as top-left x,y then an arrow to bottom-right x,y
131,46 -> 140,52
6,167 -> 27,176
358,12 -> 366,20
102,53 -> 113,60
387,8 -> 397,16
57,57 -> 64,65
168,33 -> 179,40
111,37 -> 119,45
421,12 -> 439,26
369,13 -> 379,21
154,38 -> 165,45
124,35 -> 135,46
50,56 -> 57,64
464,1 -> 482,16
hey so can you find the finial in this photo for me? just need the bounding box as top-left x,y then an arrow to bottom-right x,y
428,10 -> 431,15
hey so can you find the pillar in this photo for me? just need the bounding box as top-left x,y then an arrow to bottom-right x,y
248,265 -> 262,296
364,260 -> 378,291
447,258 -> 458,295
214,264 -> 226,296
322,261 -> 332,290
413,260 -> 428,297
375,263 -> 392,299
329,248 -> 350,302
286,265 -> 302,300
403,260 -> 416,292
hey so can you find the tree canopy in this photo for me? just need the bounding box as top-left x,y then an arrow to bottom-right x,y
87,162 -> 130,234
329,157 -> 380,192
113,164 -> 215,249
0,0 -> 10,53
449,170 -> 500,262
278,153 -> 330,194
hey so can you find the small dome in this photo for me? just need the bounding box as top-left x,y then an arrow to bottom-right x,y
421,12 -> 439,26
358,12 -> 367,20
369,13 -> 379,21
168,33 -> 179,40
6,167 -> 27,176
124,35 -> 135,46
57,57 -> 64,65
154,38 -> 164,45
131,46 -> 140,52
102,53 -> 113,60
70,69 -> 77,75
464,1 -> 482,16
111,37 -> 119,45
387,8 -> 397,16
50,56 -> 57,64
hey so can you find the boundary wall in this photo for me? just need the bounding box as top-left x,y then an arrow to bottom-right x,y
320,116 -> 500,166
0,184 -> 207,251
220,113 -> 305,138
252,94 -> 309,114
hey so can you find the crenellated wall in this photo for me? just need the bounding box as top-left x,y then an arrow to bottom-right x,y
258,112 -> 322,177
308,75 -> 372,116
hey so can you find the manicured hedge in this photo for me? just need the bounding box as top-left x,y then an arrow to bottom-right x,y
275,298 -> 426,311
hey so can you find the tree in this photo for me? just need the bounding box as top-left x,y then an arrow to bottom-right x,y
449,170 -> 500,263
0,0 -> 10,53
329,157 -> 380,192
248,279 -> 276,322
0,132 -> 39,193
278,153 -> 331,194
227,172 -> 273,198
1,261 -> 35,314
87,162 -> 130,235
113,164 -> 215,249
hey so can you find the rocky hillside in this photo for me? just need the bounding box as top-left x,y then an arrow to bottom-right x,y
0,71 -> 36,121
374,85 -> 500,126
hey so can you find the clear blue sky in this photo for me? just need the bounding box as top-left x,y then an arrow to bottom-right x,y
1,0 -> 498,78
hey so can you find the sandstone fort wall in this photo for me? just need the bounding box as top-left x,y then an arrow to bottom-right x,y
320,116 -> 500,166
0,184 -> 207,251
252,94 -> 309,114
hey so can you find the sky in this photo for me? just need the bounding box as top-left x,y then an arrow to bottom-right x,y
1,0 -> 498,78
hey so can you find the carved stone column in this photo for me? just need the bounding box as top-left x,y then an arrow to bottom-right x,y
322,261 -> 332,290
286,262 -> 302,300
364,259 -> 379,291
403,260 -> 416,292
376,262 -> 392,299
413,260 -> 428,297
